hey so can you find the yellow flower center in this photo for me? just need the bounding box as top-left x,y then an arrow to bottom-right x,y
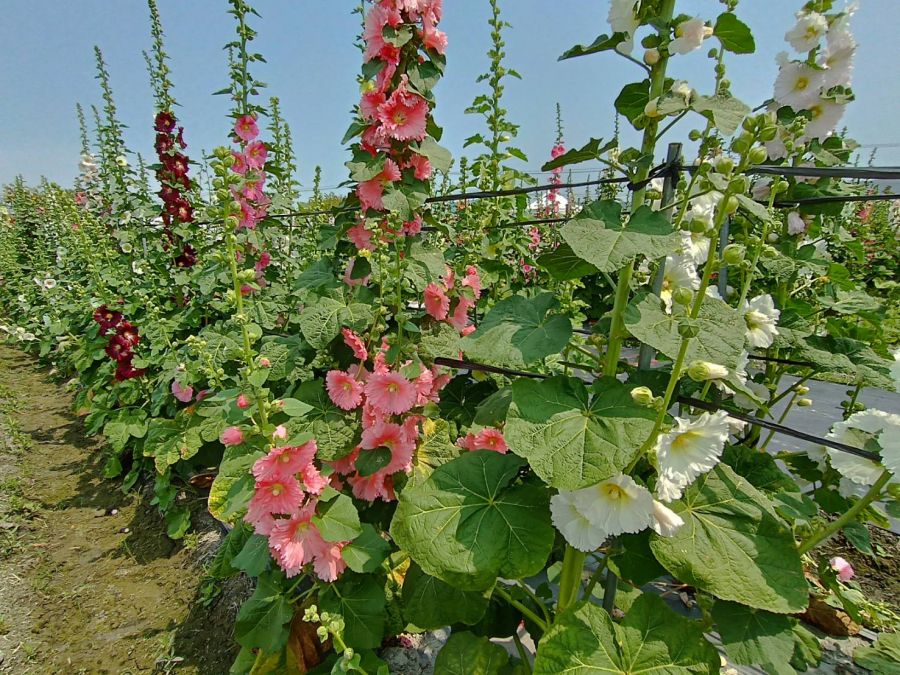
387,383 -> 399,393
795,76 -> 809,91
279,453 -> 291,463
393,111 -> 407,126
671,430 -> 701,452
271,483 -> 283,496
601,484 -> 627,500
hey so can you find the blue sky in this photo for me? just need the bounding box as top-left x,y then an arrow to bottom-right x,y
2,1 -> 897,193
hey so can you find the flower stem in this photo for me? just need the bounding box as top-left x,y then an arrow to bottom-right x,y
556,545 -> 586,614
495,585 -> 548,632
798,469 -> 891,555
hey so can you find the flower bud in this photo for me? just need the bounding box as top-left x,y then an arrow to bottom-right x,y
722,244 -> 745,265
749,146 -> 768,165
678,319 -> 700,339
259,357 -> 271,368
797,398 -> 812,407
714,156 -> 734,175
689,218 -> 708,234
759,126 -> 778,142
796,385 -> 810,395
236,393 -> 250,409
631,386 -> 656,407
687,360 -> 729,382
643,48 -> 660,65
724,195 -> 740,214
672,286 -> 694,306
766,232 -> 779,244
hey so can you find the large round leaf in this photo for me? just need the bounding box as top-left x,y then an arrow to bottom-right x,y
650,464 -> 807,614
390,451 -> 554,591
533,594 -> 719,674
504,376 -> 656,490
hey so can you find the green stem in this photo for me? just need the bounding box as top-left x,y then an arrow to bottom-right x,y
556,546 -> 586,613
495,585 -> 548,632
512,631 -> 532,673
758,391 -> 797,452
516,580 -> 552,626
798,470 -> 891,555
581,557 -> 609,600
844,382 -> 862,419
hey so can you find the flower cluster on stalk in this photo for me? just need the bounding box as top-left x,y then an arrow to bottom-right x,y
422,264 -> 482,335
92,304 -> 146,381
153,110 -> 197,266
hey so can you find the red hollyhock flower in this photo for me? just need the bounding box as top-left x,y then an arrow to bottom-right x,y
155,132 -> 175,155
93,305 -> 123,334
175,245 -> 197,267
105,334 -> 134,362
154,111 -> 176,133
116,321 -> 140,347
115,358 -> 147,381
164,153 -> 190,179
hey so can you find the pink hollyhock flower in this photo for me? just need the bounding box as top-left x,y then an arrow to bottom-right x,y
196,389 -> 212,402
442,267 -> 455,288
301,464 -> 328,495
349,472 -> 396,502
551,143 -> 566,159
245,141 -> 267,170
424,283 -> 450,320
472,428 -> 508,453
363,4 -> 402,63
326,370 -> 365,410
431,366 -> 451,395
529,227 -> 542,251
220,426 -> 244,447
252,441 -> 317,482
361,400 -> 384,430
236,393 -> 251,409
329,447 -> 360,476
447,298 -> 472,331
457,433 -> 478,451
255,251 -> 271,271
407,154 -> 433,180
268,504 -> 327,577
313,541 -> 348,582
348,223 -> 375,251
231,151 -> 248,175
259,357 -> 271,368
251,476 -> 304,515
342,328 -> 369,361
830,556 -> 855,582
238,199 -> 258,230
361,421 -> 415,473
171,380 -> 193,403
343,258 -> 370,287
273,424 -> 288,440
421,12 -> 447,54
414,368 -> 434,405
361,124 -> 391,155
377,81 -> 428,142
365,372 -> 417,415
235,115 -> 259,142
461,266 -> 482,297
360,91 -> 387,121
358,178 -> 385,212
402,214 -> 423,236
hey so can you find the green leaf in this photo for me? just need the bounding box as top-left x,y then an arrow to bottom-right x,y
312,493 -> 362,542
144,418 -> 203,473
559,33 -> 627,61
409,418 -> 462,486
561,201 -> 681,273
299,296 -> 344,349
607,531 -> 667,586
346,153 -> 385,182
232,534 -> 273,577
209,523 -> 252,579
714,13 -> 756,54
540,137 -> 616,172
615,80 -> 651,126
533,594 -> 719,674
624,292 -> 747,370
341,524 -> 391,574
208,449 -> 262,523
356,447 -> 392,477
435,632 -> 508,675
692,94 -> 751,136
650,464 -> 807,614
290,380 -> 357,461
461,293 -> 572,366
234,575 -> 294,653
319,574 -> 386,649
415,136 -> 453,173
711,601 -> 795,670
402,564 -> 490,630
853,632 -> 900,672
390,451 -> 554,590
504,376 -> 656,490
536,243 -> 599,280
280,397 -> 313,418
165,506 -> 191,540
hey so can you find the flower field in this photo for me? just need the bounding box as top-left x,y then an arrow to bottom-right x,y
2,0 -> 900,673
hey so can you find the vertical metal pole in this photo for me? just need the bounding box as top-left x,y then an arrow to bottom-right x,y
638,142 -> 682,371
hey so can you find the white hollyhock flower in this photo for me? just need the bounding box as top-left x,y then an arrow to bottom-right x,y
679,230 -> 710,265
687,360 -> 730,382
121,242 -> 134,254
132,261 -> 145,275
825,409 -> 900,485
773,57 -> 825,110
685,191 -> 722,229
821,41 -> 855,88
785,12 -> 828,53
671,80 -> 693,102
550,474 -> 654,551
608,0 -> 639,54
42,278 -> 57,290
743,294 -> 780,349
802,98 -> 845,142
669,17 -> 711,55
838,476 -> 869,499
650,500 -> 684,536
655,411 -> 731,502
660,253 -> 700,313
751,179 -> 772,201
787,211 -> 807,235
733,380 -> 770,411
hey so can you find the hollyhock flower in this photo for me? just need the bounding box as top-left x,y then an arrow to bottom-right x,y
461,266 -> 482,298
551,474 -> 654,552
654,411 -> 731,502
447,298 -> 472,332
471,428 -> 508,453
330,447 -> 360,476
105,335 -> 134,362
421,10 -> 447,53
358,178 -> 385,212
830,556 -> 855,582
785,12 -> 828,53
348,223 -> 375,251
402,214 -> 423,236
825,409 -> 900,484
361,124 -> 391,155
94,305 -> 123,334
255,251 -> 271,271
116,321 -> 140,346
686,360 -> 729,383
231,151 -> 248,175
424,283 -> 450,320
301,464 -> 328,495
250,476 -> 304,518
361,420 -> 415,472
235,114 -> 260,142
743,294 -> 780,349
236,393 -> 251,410
155,111 -> 176,133
171,380 -> 193,403
821,35 -> 855,88
650,500 -> 684,537
413,368 -> 435,406
245,141 -> 267,170
360,90 -> 387,121
268,505 -> 326,577
273,425 -> 288,441
326,370 -> 365,410
377,81 -> 428,142
237,200 -> 258,230
114,360 -> 146,381
365,372 -> 417,415
252,442 -> 318,483
343,258 -> 370,287
313,541 -> 348,582
607,0 -> 639,53
679,230 -> 710,265
669,17 -> 711,55
659,254 -> 700,313
220,426 -> 244,447
802,99 -> 846,142
787,211 -> 807,235
363,4 -> 402,63
349,471 -> 396,502
342,328 -> 369,361
773,57 -> 825,110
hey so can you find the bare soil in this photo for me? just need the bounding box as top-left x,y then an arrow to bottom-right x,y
0,346 -> 243,674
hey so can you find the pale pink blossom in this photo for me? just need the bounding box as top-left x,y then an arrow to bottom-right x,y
312,541 -> 348,581
171,380 -> 193,403
220,426 -> 244,446
830,556 -> 855,582
365,372 -> 417,415
348,223 -> 375,251
273,424 -> 288,440
377,80 -> 428,142
342,328 -> 369,361
424,283 -> 450,320
326,370 -> 365,410
252,442 -> 318,483
447,298 -> 472,332
461,266 -> 482,297
235,115 -> 259,142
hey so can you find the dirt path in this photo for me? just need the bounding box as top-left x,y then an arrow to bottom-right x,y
0,347 -> 240,674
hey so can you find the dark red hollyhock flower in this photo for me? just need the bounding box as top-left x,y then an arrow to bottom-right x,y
93,305 -> 123,334
175,202 -> 194,223
163,153 -> 190,179
115,358 -> 147,381
116,321 -> 141,347
155,132 -> 175,155
176,127 -> 187,149
105,334 -> 134,362
175,245 -> 197,267
155,110 -> 176,133
158,184 -> 180,204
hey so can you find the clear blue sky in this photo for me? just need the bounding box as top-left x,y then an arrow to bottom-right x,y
2,1 -> 898,193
